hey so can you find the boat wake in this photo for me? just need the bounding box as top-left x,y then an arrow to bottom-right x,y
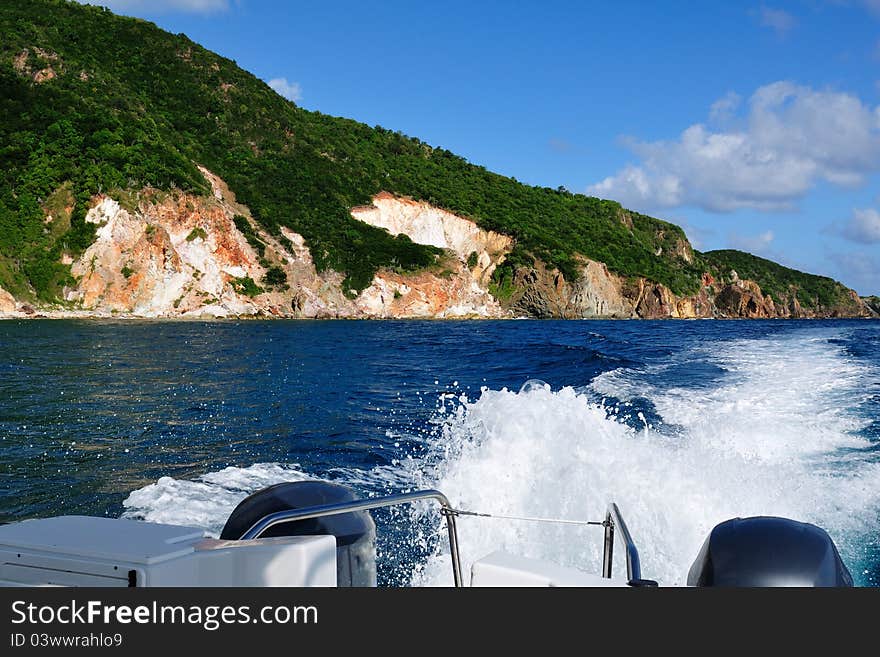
123,328 -> 880,586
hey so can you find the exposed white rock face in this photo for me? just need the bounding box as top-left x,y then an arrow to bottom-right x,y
17,178 -> 514,320
86,197 -> 121,227
353,270 -> 502,318
279,228 -> 314,266
69,185 -> 265,318
347,192 -> 513,317
351,192 -> 512,284
277,224 -> 505,319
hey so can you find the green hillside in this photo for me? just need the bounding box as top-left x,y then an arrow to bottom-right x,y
0,0 -> 866,315
0,0 -> 703,302
702,250 -> 856,309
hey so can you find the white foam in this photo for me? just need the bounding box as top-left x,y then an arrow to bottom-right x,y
592,331 -> 872,461
410,329 -> 880,586
122,464 -> 312,535
121,328 -> 880,586
120,460 -> 415,535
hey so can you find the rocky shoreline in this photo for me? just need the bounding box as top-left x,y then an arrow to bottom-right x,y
1,171 -> 875,322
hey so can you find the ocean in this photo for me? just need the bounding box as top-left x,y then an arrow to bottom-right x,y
1,319 -> 878,586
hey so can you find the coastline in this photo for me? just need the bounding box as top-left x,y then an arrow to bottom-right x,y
1,310 -> 876,321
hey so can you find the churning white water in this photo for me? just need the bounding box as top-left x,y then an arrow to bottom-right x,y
122,463 -> 314,534
123,329 -> 880,586
409,329 -> 880,585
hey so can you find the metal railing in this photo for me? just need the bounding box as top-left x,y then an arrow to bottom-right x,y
240,489 -> 654,588
602,502 -> 656,586
240,489 -> 464,587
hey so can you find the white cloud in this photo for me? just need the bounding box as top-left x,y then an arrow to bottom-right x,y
268,78 -> 302,103
78,0 -> 230,13
837,208 -> 880,243
755,6 -> 797,35
728,230 -> 775,254
709,91 -> 741,124
589,165 -> 683,208
588,81 -> 880,213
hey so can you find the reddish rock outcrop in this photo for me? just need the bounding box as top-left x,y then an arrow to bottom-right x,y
1,174 -> 871,321
51,180 -> 507,319
714,280 -> 776,318
0,286 -> 16,315
504,259 -> 869,320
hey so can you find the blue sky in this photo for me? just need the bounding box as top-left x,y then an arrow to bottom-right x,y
82,0 -> 880,294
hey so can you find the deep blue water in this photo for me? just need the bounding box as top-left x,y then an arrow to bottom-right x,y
1,319 -> 878,586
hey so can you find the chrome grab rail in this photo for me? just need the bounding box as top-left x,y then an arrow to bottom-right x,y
239,489 -> 463,587
602,502 -> 655,586
239,488 -> 652,588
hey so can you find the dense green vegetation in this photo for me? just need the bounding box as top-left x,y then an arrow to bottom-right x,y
1,1 -> 865,315
262,265 -> 288,290
231,276 -> 262,297
702,250 -> 856,309
0,0 -> 709,301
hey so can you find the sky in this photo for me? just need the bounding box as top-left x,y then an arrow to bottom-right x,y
77,0 -> 880,294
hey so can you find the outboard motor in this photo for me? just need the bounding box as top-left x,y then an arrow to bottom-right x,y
687,516 -> 853,587
221,481 -> 377,587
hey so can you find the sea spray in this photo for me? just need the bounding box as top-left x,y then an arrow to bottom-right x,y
409,330 -> 880,585
121,327 -> 880,586
122,464 -> 312,534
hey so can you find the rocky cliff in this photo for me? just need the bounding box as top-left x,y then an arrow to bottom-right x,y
863,296 -> 880,317
0,171 -> 871,320
0,285 -> 16,314
351,192 -> 512,287
507,259 -> 871,319
0,172 -> 506,319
